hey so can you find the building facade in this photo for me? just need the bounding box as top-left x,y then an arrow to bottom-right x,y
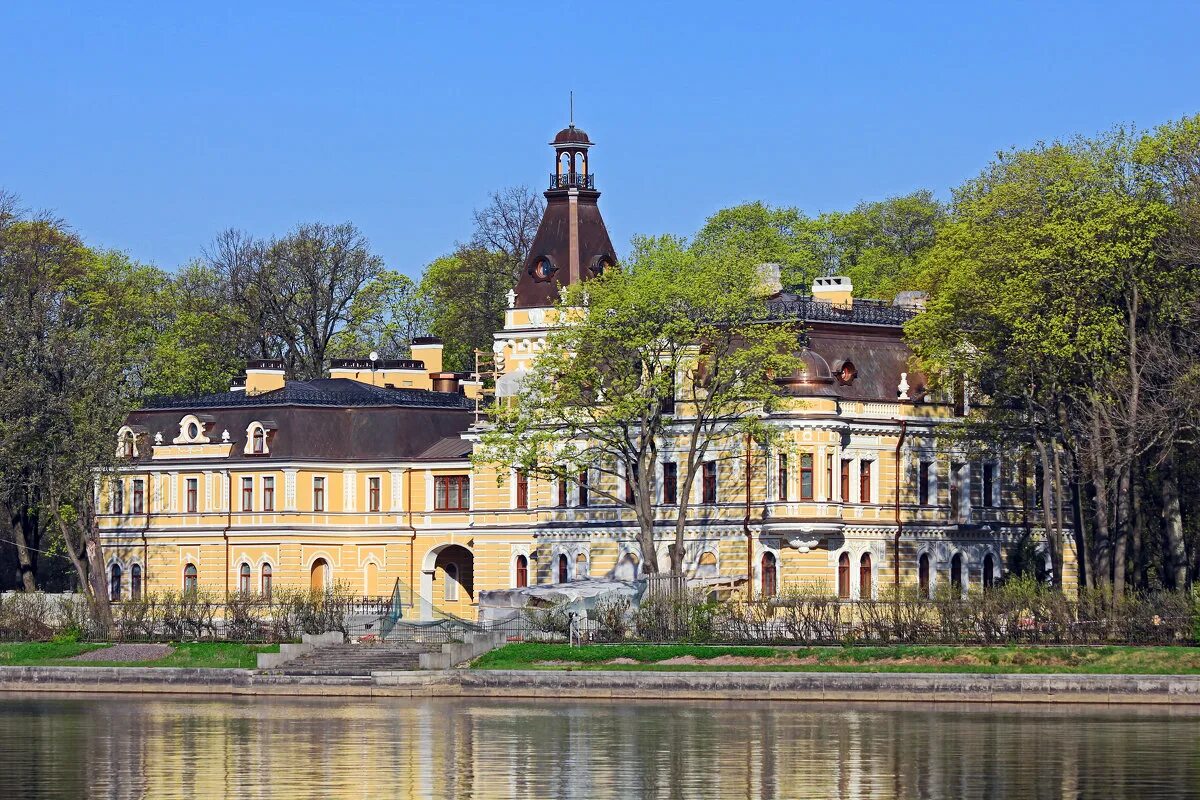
99,124 -> 1074,617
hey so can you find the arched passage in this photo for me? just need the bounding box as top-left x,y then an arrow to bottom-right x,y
420,544 -> 474,620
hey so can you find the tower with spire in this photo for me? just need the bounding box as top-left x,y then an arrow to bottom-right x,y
511,120 -> 617,309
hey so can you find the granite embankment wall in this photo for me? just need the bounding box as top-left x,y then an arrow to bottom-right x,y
2,667 -> 1200,704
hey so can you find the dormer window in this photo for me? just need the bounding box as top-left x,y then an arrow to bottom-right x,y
243,421 -> 277,456
116,426 -> 142,458
836,361 -> 858,386
173,414 -> 214,445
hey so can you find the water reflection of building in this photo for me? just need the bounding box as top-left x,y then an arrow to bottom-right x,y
4,696 -> 1197,799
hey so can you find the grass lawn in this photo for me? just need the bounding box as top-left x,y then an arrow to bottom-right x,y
0,642 -> 279,669
472,643 -> 1200,674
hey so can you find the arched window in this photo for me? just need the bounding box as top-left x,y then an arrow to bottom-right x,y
837,552 -> 851,599
183,563 -> 197,594
761,552 -> 777,598
983,553 -> 995,589
918,553 -> 930,598
239,563 -> 251,593
515,555 -> 528,588
364,561 -> 379,596
950,553 -> 963,591
131,564 -> 142,600
252,427 -> 265,454
575,553 -> 589,579
444,562 -> 459,601
557,554 -> 569,583
859,553 -> 873,599
697,551 -> 718,578
110,563 -> 122,601
261,564 -> 273,597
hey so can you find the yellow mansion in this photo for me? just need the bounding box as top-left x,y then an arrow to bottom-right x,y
98,124 -> 1073,619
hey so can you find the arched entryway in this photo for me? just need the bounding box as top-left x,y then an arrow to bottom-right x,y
310,558 -> 330,592
420,544 -> 474,620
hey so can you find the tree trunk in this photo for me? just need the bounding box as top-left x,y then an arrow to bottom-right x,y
1113,464 -> 1131,598
1034,436 -> 1063,590
1089,415 -> 1112,585
1069,472 -> 1092,591
4,504 -> 39,592
1161,449 -> 1188,590
1130,475 -> 1145,591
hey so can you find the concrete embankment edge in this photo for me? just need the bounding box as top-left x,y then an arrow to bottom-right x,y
3,666 -> 1200,704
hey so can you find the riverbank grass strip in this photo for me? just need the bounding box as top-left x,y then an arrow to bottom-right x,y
0,642 -> 279,669
472,643 -> 1200,674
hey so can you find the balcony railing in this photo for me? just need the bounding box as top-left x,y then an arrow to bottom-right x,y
549,173 -> 596,190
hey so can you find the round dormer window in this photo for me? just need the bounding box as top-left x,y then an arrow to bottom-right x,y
187,422 -> 199,439
836,361 -> 858,386
530,255 -> 557,282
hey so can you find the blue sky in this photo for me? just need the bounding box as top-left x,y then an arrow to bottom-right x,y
3,2 -> 1198,278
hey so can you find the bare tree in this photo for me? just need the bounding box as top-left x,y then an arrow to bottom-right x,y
471,186 -> 544,279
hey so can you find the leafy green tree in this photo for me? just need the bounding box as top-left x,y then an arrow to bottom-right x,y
811,191 -> 945,300
905,126 -> 1196,593
420,245 -> 513,372
692,202 -> 822,293
0,198 -> 158,620
478,235 -> 799,575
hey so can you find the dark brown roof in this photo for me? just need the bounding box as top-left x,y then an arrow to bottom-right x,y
515,192 -> 616,309
553,125 -> 592,145
125,379 -> 475,463
416,437 -> 474,460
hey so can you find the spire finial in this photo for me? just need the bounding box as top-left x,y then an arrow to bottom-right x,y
569,90 -> 574,128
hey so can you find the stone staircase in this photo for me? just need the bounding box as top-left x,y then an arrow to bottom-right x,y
264,642 -> 443,676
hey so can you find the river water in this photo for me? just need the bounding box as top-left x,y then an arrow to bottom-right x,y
0,694 -> 1196,799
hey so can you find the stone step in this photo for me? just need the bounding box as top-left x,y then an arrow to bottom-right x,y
267,642 -> 439,676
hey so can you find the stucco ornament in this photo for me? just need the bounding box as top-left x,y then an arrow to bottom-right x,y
786,536 -> 820,552
898,372 -> 910,401
222,429 -> 231,443
154,432 -> 163,445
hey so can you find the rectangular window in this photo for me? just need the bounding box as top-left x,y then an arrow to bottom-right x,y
840,460 -> 851,502
313,476 -> 325,512
919,461 -> 932,506
702,461 -> 717,505
800,453 -> 814,501
578,471 -> 589,507
660,381 -> 676,415
186,478 -> 198,513
624,463 -> 636,505
132,480 -> 144,515
1033,461 -> 1044,508
435,475 -> 470,511
515,470 -> 529,509
241,477 -> 253,511
113,481 -> 124,515
950,462 -> 964,518
263,476 -> 275,512
826,454 -> 834,501
557,475 -> 568,508
859,461 -> 872,504
662,462 -> 678,505
982,463 -> 995,508
778,454 -> 789,501
368,476 -> 381,512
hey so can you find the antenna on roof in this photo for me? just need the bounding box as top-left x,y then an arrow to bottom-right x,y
569,90 -> 574,127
